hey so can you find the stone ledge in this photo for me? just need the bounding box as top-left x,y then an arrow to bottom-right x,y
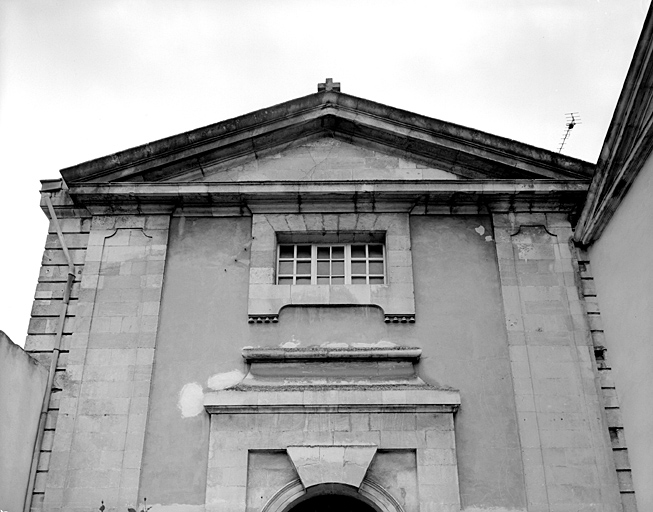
242,346 -> 422,362
204,388 -> 461,414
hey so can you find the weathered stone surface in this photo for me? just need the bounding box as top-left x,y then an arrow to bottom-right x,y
493,214 -> 622,512
38,218 -> 170,511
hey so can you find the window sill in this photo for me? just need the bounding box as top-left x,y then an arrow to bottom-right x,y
248,283 -> 415,323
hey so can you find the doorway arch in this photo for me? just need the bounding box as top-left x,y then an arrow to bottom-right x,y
287,493 -> 376,512
263,480 -> 404,512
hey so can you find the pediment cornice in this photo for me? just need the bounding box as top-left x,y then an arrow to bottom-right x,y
59,91 -> 594,185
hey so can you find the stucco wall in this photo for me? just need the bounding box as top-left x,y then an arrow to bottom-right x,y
588,155 -> 653,511
0,330 -> 48,512
139,214 -> 526,510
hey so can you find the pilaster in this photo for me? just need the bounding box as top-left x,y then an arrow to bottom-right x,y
41,214 -> 170,512
493,212 -> 621,512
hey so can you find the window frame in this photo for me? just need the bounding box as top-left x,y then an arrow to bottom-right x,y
276,243 -> 387,285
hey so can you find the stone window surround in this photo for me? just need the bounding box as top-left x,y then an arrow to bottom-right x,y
248,213 -> 415,323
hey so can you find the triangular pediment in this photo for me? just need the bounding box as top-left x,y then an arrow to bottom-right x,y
59,90 -> 594,185
188,136 -> 461,183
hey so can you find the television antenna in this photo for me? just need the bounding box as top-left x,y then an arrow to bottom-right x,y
557,112 -> 581,153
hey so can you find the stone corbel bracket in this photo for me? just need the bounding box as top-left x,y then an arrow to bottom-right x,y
248,314 -> 279,324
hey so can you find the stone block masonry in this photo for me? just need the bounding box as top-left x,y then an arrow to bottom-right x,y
493,213 -> 623,512
206,410 -> 459,512
25,199 -> 92,512
576,248 -> 638,512
28,214 -> 171,512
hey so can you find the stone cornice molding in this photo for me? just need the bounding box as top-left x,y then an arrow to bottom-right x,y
203,388 -> 461,415
575,7 -> 653,245
205,345 -> 461,413
59,180 -> 588,214
59,91 -> 593,184
242,346 -> 422,363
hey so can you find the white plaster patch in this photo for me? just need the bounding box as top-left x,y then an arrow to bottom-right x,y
207,370 -> 245,390
321,342 -> 349,348
281,336 -> 301,348
351,341 -> 398,348
177,382 -> 204,418
475,225 -> 486,236
485,235 -> 493,242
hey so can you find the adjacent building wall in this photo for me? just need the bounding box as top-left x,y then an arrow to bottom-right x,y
0,330 -> 48,512
588,155 -> 653,511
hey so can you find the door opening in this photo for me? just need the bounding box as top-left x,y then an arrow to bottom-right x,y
287,494 -> 376,512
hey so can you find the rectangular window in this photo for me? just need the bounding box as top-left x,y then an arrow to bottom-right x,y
277,244 -> 385,285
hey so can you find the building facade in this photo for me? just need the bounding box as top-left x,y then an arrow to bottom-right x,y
21,72 -> 645,512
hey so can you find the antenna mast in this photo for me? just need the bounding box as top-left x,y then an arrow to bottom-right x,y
558,112 -> 581,153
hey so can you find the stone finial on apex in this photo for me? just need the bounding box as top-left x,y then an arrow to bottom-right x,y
318,78 -> 341,92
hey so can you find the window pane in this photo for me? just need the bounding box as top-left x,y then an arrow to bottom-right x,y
351,245 -> 366,258
317,247 -> 330,259
351,261 -> 366,274
296,262 -> 311,274
369,261 -> 384,274
279,261 -> 294,274
279,245 -> 294,258
276,242 -> 385,286
368,245 -> 383,258
296,245 -> 311,258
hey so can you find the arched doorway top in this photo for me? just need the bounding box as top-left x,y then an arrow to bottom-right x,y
262,480 -> 405,512
287,492 -> 376,512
